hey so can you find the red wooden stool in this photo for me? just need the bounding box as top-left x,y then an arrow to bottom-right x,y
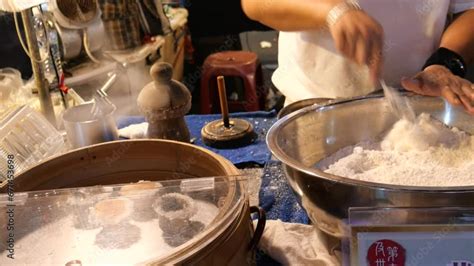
200,51 -> 265,114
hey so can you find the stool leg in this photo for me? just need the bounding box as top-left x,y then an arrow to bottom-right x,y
200,72 -> 212,114
256,63 -> 266,110
243,75 -> 259,112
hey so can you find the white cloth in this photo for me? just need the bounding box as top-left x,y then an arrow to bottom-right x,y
118,122 -> 148,139
273,0 -> 474,104
255,219 -> 341,265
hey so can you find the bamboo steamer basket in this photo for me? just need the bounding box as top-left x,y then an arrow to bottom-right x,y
0,140 -> 265,265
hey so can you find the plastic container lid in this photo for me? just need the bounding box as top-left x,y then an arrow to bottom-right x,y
0,176 -> 247,265
0,105 -> 66,184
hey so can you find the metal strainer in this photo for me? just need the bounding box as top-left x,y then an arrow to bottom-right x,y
53,0 -> 99,29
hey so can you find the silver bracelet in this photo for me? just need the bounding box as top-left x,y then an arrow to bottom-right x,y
326,1 -> 362,29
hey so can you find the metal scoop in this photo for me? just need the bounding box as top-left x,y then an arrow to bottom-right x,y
380,79 -> 416,123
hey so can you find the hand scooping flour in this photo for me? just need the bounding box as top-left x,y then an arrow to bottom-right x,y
318,113 -> 474,186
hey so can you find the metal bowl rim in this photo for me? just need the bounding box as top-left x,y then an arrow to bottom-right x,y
266,95 -> 474,192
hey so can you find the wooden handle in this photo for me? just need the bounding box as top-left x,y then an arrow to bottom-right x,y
217,76 -> 230,128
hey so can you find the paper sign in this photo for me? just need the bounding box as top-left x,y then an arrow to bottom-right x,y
348,207 -> 474,266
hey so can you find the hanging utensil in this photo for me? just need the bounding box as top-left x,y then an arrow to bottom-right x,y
90,73 -> 117,118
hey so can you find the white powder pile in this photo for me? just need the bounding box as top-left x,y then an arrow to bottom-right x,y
318,113 -> 474,186
0,200 -> 219,265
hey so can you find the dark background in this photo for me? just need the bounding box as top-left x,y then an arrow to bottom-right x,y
0,13 -> 33,79
184,0 -> 270,38
180,0 -> 277,113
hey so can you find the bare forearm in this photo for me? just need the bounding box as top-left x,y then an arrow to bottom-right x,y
241,0 -> 342,31
440,9 -> 474,64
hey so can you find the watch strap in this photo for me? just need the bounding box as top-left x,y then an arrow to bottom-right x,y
422,47 -> 467,78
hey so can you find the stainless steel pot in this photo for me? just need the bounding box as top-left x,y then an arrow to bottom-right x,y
267,94 -> 474,238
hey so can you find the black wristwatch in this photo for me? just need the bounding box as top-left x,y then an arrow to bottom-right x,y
422,47 -> 467,78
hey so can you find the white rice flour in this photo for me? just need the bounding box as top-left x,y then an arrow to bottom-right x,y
319,113 -> 474,186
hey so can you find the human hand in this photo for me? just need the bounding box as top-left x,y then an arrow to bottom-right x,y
328,5 -> 384,84
401,65 -> 474,114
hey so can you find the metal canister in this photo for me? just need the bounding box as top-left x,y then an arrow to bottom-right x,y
62,102 -> 118,149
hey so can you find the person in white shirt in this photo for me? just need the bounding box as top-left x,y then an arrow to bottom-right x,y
241,0 -> 474,114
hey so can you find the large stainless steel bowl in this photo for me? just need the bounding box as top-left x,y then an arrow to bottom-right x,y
267,94 -> 474,238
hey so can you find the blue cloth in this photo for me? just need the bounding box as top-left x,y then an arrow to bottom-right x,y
259,160 -> 310,224
117,111 -> 277,165
255,160 -> 309,266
